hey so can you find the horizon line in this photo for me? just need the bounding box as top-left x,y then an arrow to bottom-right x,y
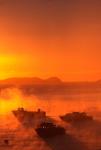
0,76 -> 100,83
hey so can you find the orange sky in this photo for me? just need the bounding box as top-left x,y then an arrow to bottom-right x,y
0,0 -> 101,81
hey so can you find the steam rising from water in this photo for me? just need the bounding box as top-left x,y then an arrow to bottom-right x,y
0,87 -> 100,134
0,88 -> 101,150
0,88 -> 101,118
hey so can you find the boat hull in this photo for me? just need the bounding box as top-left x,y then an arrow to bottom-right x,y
36,127 -> 65,138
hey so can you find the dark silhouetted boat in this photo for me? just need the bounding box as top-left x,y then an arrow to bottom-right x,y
60,112 -> 93,124
12,108 -> 49,127
35,122 -> 65,138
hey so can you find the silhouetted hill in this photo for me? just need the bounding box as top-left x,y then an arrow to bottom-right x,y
0,77 -> 63,86
0,78 -> 101,98
45,77 -> 62,84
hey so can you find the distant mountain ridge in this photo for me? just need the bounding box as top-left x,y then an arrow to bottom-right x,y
0,77 -> 100,86
0,77 -> 63,85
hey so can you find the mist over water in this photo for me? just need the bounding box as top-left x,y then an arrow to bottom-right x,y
0,88 -> 101,150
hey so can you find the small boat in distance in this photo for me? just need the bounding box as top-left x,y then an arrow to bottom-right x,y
60,112 -> 93,124
12,108 -> 48,127
35,122 -> 65,138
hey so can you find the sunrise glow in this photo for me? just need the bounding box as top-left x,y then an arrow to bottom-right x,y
0,99 -> 21,115
0,2 -> 100,149
0,0 -> 100,81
